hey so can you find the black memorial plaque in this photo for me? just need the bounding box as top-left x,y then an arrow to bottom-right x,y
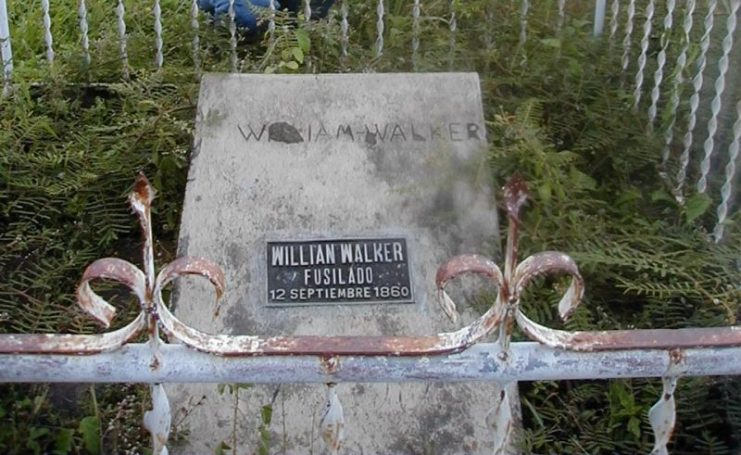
266,238 -> 414,305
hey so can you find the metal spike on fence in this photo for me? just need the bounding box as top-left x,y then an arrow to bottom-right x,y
648,376 -> 679,455
320,383 -> 344,455
698,0 -> 739,194
412,0 -> 420,69
633,0 -> 654,110
117,0 -> 129,80
647,0 -> 675,130
153,0 -> 163,68
448,0 -> 457,70
661,0 -> 694,168
228,0 -> 238,73
714,99 -> 741,243
78,0 -> 90,66
303,0 -> 311,22
375,0 -> 384,58
557,0 -> 566,34
676,0 -> 717,201
608,0 -> 620,49
191,0 -> 201,77
518,0 -> 529,64
41,0 -> 54,64
621,0 -> 635,75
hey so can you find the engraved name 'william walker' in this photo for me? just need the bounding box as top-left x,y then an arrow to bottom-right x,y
239,121 -> 484,145
266,239 -> 413,305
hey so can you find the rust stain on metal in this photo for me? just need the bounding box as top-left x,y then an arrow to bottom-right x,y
512,251 -> 584,321
669,348 -> 685,365
320,355 -> 341,374
502,174 -> 529,222
435,254 -> 504,288
0,313 -> 147,354
435,254 -> 505,324
155,256 -> 225,302
77,258 -> 147,327
129,173 -> 154,240
518,322 -> 741,352
131,172 -> 155,206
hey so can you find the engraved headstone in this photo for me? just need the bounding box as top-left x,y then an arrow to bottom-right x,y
169,73 -> 503,454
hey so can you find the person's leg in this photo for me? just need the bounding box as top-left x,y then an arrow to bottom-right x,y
199,0 -> 281,30
310,0 -> 334,19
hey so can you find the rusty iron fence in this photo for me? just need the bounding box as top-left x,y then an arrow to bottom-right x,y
1,174 -> 741,454
0,0 -> 740,453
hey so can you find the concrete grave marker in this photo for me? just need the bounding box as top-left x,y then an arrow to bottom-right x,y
169,73 -> 505,454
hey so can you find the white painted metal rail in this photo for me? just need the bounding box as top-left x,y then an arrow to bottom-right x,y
4,342 -> 741,384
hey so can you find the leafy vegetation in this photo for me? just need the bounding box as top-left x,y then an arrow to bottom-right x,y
1,0 -> 739,453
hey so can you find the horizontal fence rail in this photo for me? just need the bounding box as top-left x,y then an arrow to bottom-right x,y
3,342 -> 741,384
0,174 -> 739,454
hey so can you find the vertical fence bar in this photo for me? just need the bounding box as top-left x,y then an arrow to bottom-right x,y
228,0 -> 237,73
518,0 -> 529,64
268,0 -> 276,44
713,99 -> 741,242
78,0 -> 90,66
340,1 -> 348,61
191,0 -> 201,78
621,0 -> 635,75
153,0 -> 163,68
375,0 -> 384,58
412,0 -> 420,70
448,0 -> 456,70
662,0 -> 694,168
0,0 -> 11,95
609,0 -> 620,48
633,0 -> 655,110
41,0 -> 54,64
303,0 -> 311,22
677,0 -> 717,200
557,0 -> 566,34
484,5 -> 494,70
698,0 -> 739,194
594,0 -> 607,36
648,0 -> 676,129
117,0 -> 129,80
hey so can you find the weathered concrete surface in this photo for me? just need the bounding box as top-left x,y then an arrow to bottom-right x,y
169,73 -> 505,454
